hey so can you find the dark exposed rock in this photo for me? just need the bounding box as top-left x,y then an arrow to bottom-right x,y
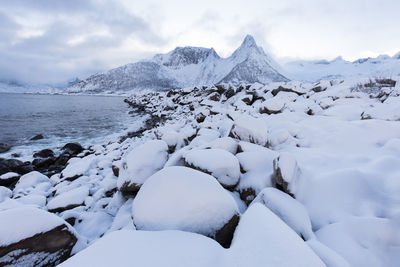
30,134 -> 44,141
271,86 -> 305,97
65,217 -> 76,227
273,164 -> 292,197
0,158 -> 34,176
119,181 -> 141,197
214,214 -> 240,248
238,188 -> 257,206
112,165 -> 119,177
224,88 -> 236,99
208,92 -> 221,101
32,157 -> 57,170
0,143 -> 11,154
48,203 -> 84,213
0,173 -> 20,189
259,106 -> 283,115
272,154 -> 300,198
241,95 -> 253,105
196,114 -> 206,123
215,84 -> 226,94
33,149 -> 55,158
361,112 -> 372,120
311,86 -> 326,93
105,188 -> 117,198
62,143 -> 83,156
306,109 -> 314,116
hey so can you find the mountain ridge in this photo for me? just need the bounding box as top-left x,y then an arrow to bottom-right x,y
66,35 -> 289,94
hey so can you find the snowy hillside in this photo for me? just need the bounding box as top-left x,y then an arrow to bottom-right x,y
1,76 -> 400,266
66,35 -> 289,94
284,53 -> 400,82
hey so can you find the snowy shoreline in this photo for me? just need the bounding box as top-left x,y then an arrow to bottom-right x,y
1,77 -> 400,266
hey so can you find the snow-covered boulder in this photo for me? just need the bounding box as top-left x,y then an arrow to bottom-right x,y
47,186 -> 89,213
0,207 -> 79,266
61,155 -> 98,181
229,115 -> 269,146
208,137 -> 238,154
272,152 -> 301,196
132,166 -> 239,248
13,171 -> 51,198
59,229 -> 223,267
226,203 -> 325,267
259,98 -> 285,114
158,128 -> 186,153
117,140 -> 168,196
183,149 -> 240,189
252,187 -> 314,240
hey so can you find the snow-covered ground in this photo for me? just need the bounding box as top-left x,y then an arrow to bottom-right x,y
1,75 -> 400,266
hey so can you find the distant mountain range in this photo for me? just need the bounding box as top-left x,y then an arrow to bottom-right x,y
66,35 -> 289,94
2,34 -> 400,94
283,53 -> 400,81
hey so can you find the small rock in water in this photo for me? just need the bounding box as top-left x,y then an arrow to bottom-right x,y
62,143 -> 83,156
30,134 -> 44,141
0,143 -> 11,154
33,149 -> 55,158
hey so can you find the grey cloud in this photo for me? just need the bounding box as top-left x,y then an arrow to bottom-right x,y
0,0 -> 165,84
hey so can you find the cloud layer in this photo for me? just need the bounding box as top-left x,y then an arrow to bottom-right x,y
0,0 -> 399,84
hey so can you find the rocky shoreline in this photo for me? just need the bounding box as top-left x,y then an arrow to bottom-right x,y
1,78 -> 400,266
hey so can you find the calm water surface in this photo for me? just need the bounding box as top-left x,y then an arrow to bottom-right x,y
0,93 -> 138,151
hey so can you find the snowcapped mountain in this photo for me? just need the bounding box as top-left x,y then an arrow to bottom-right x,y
66,35 -> 289,94
284,53 -> 400,82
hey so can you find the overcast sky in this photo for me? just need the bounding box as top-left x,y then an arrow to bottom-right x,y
1,0 -> 400,84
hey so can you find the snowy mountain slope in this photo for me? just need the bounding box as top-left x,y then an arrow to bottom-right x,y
66,35 -> 289,94
284,53 -> 400,82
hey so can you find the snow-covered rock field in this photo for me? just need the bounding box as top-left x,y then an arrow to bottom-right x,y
1,76 -> 400,266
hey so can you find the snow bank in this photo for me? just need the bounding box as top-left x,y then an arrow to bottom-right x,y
316,216 -> 400,267
227,203 -> 325,267
252,187 -> 314,240
132,166 -> 239,236
59,230 -> 223,267
0,186 -> 12,202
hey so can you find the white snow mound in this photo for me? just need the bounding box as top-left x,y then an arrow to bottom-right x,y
132,166 -> 239,236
